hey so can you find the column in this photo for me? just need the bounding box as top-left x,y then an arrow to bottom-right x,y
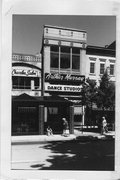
31,80 -> 34,90
69,106 -> 74,134
59,46 -> 60,73
80,49 -> 86,75
38,105 -> 44,135
82,105 -> 85,125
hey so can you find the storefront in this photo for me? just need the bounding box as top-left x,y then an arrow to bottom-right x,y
12,53 -> 42,136
12,93 -> 73,135
41,25 -> 87,134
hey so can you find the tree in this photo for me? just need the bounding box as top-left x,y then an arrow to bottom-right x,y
81,78 -> 98,124
81,78 -> 97,108
96,70 -> 115,111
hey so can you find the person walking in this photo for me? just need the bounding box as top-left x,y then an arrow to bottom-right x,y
101,116 -> 108,134
62,118 -> 69,136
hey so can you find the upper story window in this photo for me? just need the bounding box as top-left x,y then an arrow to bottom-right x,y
110,64 -> 114,75
60,46 -> 70,69
72,47 -> 80,70
90,62 -> 95,74
50,45 -> 59,68
50,45 -> 80,72
89,57 -> 96,74
100,63 -> 105,75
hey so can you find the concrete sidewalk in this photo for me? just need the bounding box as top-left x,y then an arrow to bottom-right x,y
11,134 -> 76,144
11,130 -> 115,145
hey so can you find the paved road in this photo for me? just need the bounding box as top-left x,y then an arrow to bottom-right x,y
12,139 -> 115,170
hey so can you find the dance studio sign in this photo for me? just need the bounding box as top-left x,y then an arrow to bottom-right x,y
45,84 -> 82,93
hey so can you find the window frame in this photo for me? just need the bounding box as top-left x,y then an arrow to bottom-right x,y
109,64 -> 115,76
50,45 -> 80,72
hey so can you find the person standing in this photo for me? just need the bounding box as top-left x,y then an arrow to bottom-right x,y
62,118 -> 69,136
46,126 -> 53,136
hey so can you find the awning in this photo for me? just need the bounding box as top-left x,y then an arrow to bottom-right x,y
12,93 -> 73,105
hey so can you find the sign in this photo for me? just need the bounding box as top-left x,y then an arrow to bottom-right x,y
45,73 -> 85,84
12,69 -> 39,77
45,84 -> 82,93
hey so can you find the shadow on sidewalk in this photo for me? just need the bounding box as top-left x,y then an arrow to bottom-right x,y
30,139 -> 115,170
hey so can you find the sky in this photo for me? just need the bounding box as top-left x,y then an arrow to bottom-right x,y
12,15 -> 116,55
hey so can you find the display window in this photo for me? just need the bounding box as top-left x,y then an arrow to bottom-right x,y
12,76 -> 39,90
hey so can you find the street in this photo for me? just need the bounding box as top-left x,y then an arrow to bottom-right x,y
11,138 -> 114,170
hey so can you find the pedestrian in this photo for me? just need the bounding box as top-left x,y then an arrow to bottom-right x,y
101,116 -> 108,134
46,126 -> 53,136
62,118 -> 69,136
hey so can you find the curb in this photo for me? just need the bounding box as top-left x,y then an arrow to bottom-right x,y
11,135 -> 76,145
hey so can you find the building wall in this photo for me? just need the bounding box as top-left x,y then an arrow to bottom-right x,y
42,25 -> 87,130
12,53 -> 42,97
86,54 -> 116,85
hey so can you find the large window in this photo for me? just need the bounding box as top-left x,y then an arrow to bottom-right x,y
12,76 -> 39,89
100,63 -> 105,74
50,45 -> 80,72
50,46 -> 59,68
90,62 -> 95,74
110,64 -> 114,75
60,46 -> 70,69
72,47 -> 80,70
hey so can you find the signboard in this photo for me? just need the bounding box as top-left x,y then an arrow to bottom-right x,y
45,83 -> 82,93
45,73 -> 85,84
12,68 -> 40,77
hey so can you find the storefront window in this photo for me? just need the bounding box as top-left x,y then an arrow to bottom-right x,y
60,46 -> 70,69
12,76 -> 39,89
34,77 -> 39,89
50,45 -> 59,68
72,47 -> 80,70
12,106 -> 39,135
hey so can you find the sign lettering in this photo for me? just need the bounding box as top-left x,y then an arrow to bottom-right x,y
12,69 -> 39,77
45,73 -> 85,84
45,84 -> 82,93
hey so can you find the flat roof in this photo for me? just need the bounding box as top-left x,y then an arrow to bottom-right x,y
44,24 -> 86,33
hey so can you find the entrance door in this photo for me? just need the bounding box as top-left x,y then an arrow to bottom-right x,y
47,106 -> 68,134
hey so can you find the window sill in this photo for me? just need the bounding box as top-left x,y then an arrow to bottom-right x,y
109,75 -> 115,77
89,73 -> 96,76
12,89 -> 41,91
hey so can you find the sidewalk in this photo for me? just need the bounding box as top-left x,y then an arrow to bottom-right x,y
74,129 -> 115,140
11,130 -> 115,145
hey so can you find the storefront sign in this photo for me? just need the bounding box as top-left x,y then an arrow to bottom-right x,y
12,69 -> 39,77
45,84 -> 82,93
45,73 -> 85,84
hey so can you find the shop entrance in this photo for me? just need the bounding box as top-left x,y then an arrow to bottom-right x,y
12,94 -> 39,135
45,105 -> 69,134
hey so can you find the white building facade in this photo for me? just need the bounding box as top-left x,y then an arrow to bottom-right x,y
86,44 -> 116,85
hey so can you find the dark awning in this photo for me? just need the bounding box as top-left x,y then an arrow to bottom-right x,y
12,93 -> 73,105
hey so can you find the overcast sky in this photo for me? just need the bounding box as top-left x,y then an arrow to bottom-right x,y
12,15 -> 116,55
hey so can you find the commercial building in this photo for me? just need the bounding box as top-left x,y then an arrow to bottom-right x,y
86,42 -> 115,84
12,53 -> 42,135
11,25 -> 116,136
85,42 -> 116,126
41,25 -> 87,134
